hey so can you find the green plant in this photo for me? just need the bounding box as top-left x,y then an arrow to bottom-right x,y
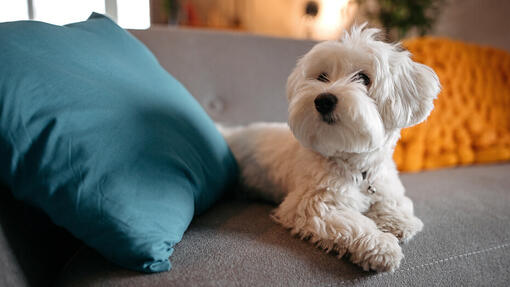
358,0 -> 444,39
163,0 -> 180,23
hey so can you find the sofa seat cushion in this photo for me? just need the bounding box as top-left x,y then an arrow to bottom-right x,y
56,163 -> 510,286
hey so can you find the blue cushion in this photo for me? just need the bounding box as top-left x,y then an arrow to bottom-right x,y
0,13 -> 238,273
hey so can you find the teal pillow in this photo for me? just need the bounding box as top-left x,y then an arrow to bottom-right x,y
0,13 -> 237,273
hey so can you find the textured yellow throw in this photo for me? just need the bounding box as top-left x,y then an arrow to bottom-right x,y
394,37 -> 510,172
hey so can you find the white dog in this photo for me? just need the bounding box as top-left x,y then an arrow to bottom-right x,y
221,25 -> 440,272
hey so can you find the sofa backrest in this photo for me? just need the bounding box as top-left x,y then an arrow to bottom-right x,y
131,27 -> 316,125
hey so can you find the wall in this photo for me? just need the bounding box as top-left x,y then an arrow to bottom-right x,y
433,0 -> 510,52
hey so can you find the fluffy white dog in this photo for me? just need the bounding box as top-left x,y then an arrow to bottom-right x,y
221,25 -> 440,272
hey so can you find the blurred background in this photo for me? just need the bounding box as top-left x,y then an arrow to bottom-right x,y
1,0 -> 509,51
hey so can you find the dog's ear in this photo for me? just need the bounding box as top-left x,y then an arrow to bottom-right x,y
383,54 -> 441,129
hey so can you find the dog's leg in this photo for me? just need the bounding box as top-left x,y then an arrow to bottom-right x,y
365,169 -> 424,243
365,195 -> 424,243
273,194 -> 403,272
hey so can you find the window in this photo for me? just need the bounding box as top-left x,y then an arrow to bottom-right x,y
0,0 -> 150,29
0,1 -> 29,22
116,0 -> 150,29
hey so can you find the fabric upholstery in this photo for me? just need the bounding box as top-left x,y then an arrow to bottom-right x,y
56,163 -> 510,286
130,27 -> 316,126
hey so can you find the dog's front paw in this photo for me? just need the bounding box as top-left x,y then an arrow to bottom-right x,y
380,215 -> 424,243
350,233 -> 403,272
395,216 -> 423,243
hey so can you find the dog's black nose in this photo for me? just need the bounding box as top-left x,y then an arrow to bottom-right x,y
314,93 -> 337,115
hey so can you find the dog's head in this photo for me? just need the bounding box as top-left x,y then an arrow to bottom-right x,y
286,24 -> 440,156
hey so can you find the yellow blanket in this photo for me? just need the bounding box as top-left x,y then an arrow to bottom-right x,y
395,37 -> 510,172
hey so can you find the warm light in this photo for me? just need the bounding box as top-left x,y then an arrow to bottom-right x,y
315,0 -> 350,40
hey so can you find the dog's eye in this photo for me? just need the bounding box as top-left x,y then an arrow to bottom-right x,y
316,72 -> 329,83
353,72 -> 371,86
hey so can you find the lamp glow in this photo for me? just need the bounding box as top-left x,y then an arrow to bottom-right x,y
315,0 -> 350,40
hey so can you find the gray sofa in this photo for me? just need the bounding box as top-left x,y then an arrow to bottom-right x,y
1,27 -> 509,287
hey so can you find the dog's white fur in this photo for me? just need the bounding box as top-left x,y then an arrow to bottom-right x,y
221,25 -> 440,272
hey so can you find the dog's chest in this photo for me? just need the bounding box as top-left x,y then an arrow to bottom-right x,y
320,167 -> 375,212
